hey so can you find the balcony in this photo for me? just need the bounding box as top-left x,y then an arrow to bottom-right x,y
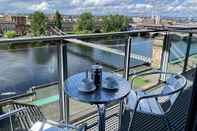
0,29 -> 196,131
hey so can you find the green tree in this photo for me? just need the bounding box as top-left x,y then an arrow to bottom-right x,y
74,12 -> 95,33
54,11 -> 62,30
4,31 -> 17,38
102,15 -> 129,32
30,11 -> 48,36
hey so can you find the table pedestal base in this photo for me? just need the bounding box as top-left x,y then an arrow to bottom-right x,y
97,104 -> 106,131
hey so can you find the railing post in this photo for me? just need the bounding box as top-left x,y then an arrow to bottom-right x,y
160,32 -> 170,81
183,33 -> 192,72
57,40 -> 69,123
119,36 -> 132,130
63,42 -> 70,123
185,66 -> 197,131
124,36 -> 132,80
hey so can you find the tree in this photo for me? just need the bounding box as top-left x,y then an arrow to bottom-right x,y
54,11 -> 62,30
102,15 -> 129,32
30,11 -> 48,36
74,12 -> 95,33
4,31 -> 17,38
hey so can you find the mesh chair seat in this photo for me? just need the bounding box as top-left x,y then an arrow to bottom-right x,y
31,121 -> 66,131
30,120 -> 86,131
127,75 -> 183,115
127,90 -> 163,115
125,72 -> 187,131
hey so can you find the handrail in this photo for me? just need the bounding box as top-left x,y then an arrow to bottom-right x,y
0,107 -> 26,121
131,71 -> 183,84
0,92 -> 36,103
0,100 -> 14,106
0,100 -> 35,107
0,29 -> 164,44
1,29 -> 196,45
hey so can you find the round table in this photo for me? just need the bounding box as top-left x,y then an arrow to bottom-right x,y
65,72 -> 130,131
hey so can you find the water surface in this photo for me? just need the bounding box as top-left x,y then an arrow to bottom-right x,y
0,37 -> 196,99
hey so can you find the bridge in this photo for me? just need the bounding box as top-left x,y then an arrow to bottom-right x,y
48,26 -> 152,64
133,23 -> 197,30
66,38 -> 152,64
47,26 -> 66,35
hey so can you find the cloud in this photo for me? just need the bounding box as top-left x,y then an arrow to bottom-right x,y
0,0 -> 10,2
30,1 -> 49,11
71,0 -> 126,7
135,4 -> 153,9
0,0 -> 197,17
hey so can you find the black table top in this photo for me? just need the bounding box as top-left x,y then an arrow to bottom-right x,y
65,72 -> 131,104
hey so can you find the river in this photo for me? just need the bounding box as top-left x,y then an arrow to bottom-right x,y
0,37 -> 196,99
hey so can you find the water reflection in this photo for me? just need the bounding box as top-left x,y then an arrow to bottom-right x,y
0,38 -> 155,99
0,37 -> 197,99
0,46 -> 58,99
33,46 -> 53,65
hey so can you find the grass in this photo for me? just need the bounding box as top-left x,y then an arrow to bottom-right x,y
130,77 -> 150,88
30,95 -> 59,106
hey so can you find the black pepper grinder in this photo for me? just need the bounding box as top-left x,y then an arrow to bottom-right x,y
91,63 -> 102,88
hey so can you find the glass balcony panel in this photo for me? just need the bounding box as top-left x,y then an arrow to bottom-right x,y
168,33 -> 188,73
130,35 -> 157,90
131,73 -> 161,91
186,33 -> 197,71
65,36 -> 126,122
78,36 -> 127,70
0,42 -> 60,121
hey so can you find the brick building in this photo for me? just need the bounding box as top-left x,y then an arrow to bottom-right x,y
4,15 -> 27,35
0,22 -> 16,34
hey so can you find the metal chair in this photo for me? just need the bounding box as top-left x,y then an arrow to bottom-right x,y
0,107 -> 87,131
125,71 -> 187,131
30,120 -> 86,131
0,107 -> 28,131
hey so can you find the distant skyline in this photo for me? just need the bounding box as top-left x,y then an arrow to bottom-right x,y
0,0 -> 196,18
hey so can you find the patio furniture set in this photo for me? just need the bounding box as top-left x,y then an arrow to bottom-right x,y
0,67 -> 187,131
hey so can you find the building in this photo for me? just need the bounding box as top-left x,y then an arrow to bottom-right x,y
3,15 -> 27,35
62,15 -> 78,32
4,15 -> 26,25
132,16 -> 143,23
0,21 -> 16,34
48,15 -> 78,32
26,16 -> 31,26
0,15 -> 4,22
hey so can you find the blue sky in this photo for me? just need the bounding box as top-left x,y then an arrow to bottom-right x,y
0,0 -> 196,17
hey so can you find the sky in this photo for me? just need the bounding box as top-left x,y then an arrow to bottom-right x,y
0,0 -> 196,17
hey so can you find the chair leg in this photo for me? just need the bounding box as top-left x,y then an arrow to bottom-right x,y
128,102 -> 139,131
128,111 -> 136,131
78,123 -> 88,131
162,117 -> 171,131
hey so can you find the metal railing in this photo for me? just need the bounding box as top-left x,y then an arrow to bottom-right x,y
0,29 -> 197,125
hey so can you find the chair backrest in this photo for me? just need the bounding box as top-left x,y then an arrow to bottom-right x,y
0,107 -> 26,131
11,102 -> 46,130
162,75 -> 185,105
